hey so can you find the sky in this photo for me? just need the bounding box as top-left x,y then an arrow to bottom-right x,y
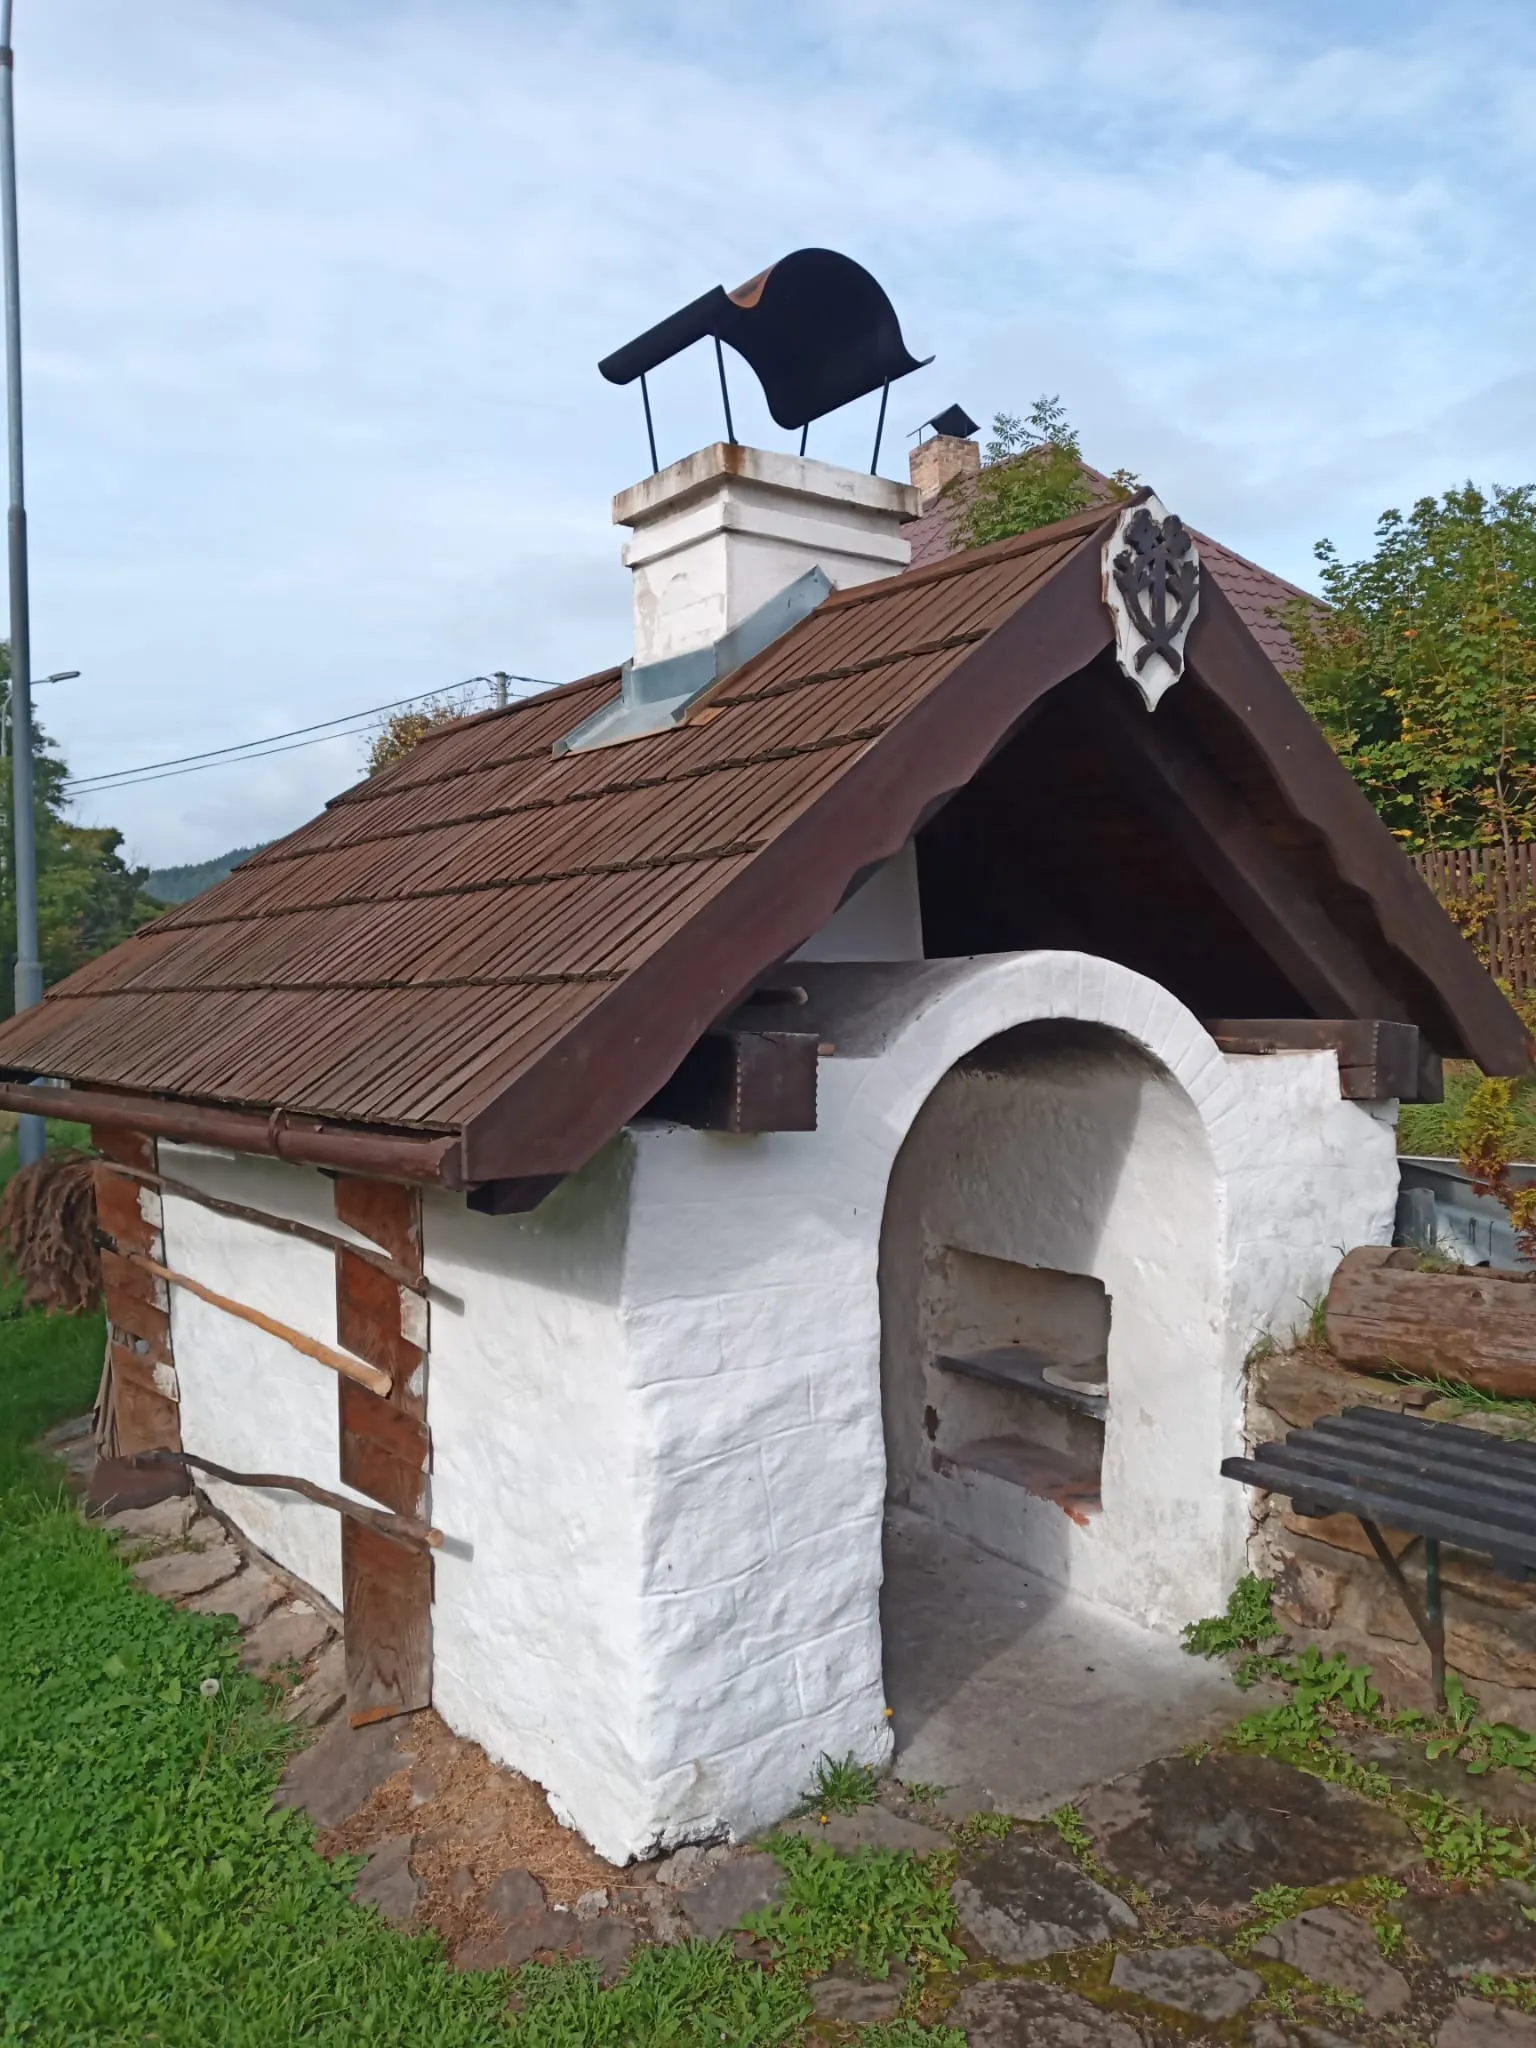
16,0 -> 1536,866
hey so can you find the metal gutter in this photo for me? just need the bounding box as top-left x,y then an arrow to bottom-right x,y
0,1079 -> 461,1186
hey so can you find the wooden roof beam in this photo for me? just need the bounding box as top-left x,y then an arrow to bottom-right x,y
1091,671 -> 1409,1024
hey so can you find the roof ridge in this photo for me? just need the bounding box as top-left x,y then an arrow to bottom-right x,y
830,497 -> 1126,607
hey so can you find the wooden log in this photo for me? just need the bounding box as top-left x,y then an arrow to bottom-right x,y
125,1252 -> 392,1397
129,1449 -> 442,1550
1326,1245 -> 1536,1397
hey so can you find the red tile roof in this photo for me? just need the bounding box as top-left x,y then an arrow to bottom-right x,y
903,467 -> 1316,672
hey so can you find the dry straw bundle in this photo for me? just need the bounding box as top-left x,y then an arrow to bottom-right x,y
0,1149 -> 101,1315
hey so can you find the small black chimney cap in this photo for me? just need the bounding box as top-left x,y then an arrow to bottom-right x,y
925,404 -> 978,440
599,248 -> 930,433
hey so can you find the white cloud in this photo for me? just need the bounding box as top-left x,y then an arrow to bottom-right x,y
14,0 -> 1536,862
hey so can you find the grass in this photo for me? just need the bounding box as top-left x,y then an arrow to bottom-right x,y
746,1835 -> 965,1978
798,1750 -> 882,1816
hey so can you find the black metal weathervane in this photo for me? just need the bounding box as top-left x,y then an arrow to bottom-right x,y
599,248 -> 932,476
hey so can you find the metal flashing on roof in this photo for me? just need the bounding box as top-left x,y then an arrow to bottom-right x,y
554,566 -> 833,756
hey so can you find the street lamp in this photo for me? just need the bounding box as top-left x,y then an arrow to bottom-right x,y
1,667 -> 78,759
0,0 -> 45,1164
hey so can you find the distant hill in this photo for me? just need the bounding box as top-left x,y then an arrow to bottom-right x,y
144,843 -> 270,905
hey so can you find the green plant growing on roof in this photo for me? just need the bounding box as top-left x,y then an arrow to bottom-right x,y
954,399 -> 1114,550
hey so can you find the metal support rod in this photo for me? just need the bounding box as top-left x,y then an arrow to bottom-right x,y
640,371 -> 658,475
870,379 -> 890,475
799,423 -> 808,457
1426,1536 -> 1447,1712
714,336 -> 735,445
0,2 -> 41,1167
491,670 -> 508,711
1359,1517 -> 1448,1714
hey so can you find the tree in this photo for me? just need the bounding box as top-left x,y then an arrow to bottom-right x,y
1286,484 -> 1536,855
0,652 -> 159,1017
954,396 -> 1137,550
366,688 -> 479,775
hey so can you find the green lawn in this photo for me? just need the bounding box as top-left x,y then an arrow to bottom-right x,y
0,1171 -> 959,2045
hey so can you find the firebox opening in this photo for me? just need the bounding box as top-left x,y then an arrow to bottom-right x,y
928,1249 -> 1108,1522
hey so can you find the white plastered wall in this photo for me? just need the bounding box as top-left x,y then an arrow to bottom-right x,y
157,951 -> 1398,1863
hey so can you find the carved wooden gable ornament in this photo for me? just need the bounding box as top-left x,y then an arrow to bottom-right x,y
1102,494 -> 1200,711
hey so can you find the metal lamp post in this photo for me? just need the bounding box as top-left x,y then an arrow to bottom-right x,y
0,0 -> 43,1165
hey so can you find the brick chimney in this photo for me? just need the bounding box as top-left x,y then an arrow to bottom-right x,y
909,433 -> 980,510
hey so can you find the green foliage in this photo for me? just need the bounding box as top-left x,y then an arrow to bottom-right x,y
860,2024 -> 967,2048
1414,1791 -> 1535,1883
0,656 -> 160,1016
954,1809 -> 1013,1850
144,844 -> 270,907
508,1946 -> 808,2048
1047,1805 -> 1094,1860
748,1835 -> 966,1979
1397,1059 -> 1536,1161
800,1750 -> 881,1816
953,398 -> 1100,550
1181,1574 -> 1282,1660
1467,1972 -> 1536,2014
1376,1916 -> 1406,1959
1287,483 -> 1536,852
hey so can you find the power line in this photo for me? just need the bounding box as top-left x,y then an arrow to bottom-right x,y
63,671 -> 557,797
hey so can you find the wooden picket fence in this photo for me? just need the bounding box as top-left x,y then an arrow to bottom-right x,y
1413,845 -> 1536,997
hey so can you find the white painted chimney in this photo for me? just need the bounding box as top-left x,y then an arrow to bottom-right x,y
613,443 -> 920,668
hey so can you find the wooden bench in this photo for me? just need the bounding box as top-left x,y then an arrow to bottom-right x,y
1221,1407 -> 1536,1710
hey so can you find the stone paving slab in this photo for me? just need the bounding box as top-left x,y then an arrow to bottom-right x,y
352,1833 -> 421,1926
783,1807 -> 949,1854
1110,1943 -> 1263,2020
951,1832 -> 1137,1962
1080,1751 -> 1420,1905
186,1561 -> 286,1631
1262,1905 -> 1411,2018
274,1715 -> 416,1829
1396,1882 -> 1536,1979
952,1979 -> 1146,2047
1440,1998 -> 1536,2048
130,1542 -> 241,1600
675,1851 -> 784,1941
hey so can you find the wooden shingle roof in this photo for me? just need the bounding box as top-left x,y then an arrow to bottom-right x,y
0,499 -> 1525,1187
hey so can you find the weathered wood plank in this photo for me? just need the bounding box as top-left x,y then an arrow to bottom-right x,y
104,1285 -> 172,1351
342,1518 -> 432,1725
334,1177 -> 422,1274
335,1246 -> 424,1394
94,1165 -> 160,1252
1326,1245 -> 1536,1397
338,1378 -> 429,1516
100,1245 -> 168,1313
111,1347 -> 182,1455
90,1125 -> 155,1174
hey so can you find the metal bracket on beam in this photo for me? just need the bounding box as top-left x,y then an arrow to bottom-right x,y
1203,1018 -> 1441,1102
644,1028 -> 819,1134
